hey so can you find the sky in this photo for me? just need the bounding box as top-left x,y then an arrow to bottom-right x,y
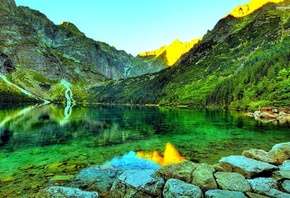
15,0 -> 250,56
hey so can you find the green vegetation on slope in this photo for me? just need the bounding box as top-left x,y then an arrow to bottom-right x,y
90,1 -> 290,109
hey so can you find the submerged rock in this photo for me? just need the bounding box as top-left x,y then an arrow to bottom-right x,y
39,186 -> 98,198
49,175 -> 74,186
103,151 -> 161,171
110,169 -> 164,198
163,179 -> 203,198
219,156 -> 277,178
70,165 -> 120,194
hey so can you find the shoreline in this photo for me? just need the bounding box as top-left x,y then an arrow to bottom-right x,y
246,107 -> 290,124
34,142 -> 290,197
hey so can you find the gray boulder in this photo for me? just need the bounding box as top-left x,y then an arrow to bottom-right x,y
191,163 -> 217,190
70,165 -> 120,193
205,189 -> 246,198
163,179 -> 203,198
268,142 -> 290,164
242,149 -> 277,164
279,160 -> 290,171
247,177 -> 277,194
245,192 -> 271,198
158,160 -> 198,183
272,170 -> 290,181
110,169 -> 164,198
39,186 -> 98,198
214,172 -> 251,192
266,189 -> 290,198
219,156 -> 277,178
282,180 -> 290,194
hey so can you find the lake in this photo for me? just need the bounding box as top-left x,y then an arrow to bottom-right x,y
0,104 -> 289,197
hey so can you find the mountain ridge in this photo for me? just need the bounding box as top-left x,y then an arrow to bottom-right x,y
229,0 -> 285,17
0,1 -> 167,103
138,38 -> 201,66
89,0 -> 290,109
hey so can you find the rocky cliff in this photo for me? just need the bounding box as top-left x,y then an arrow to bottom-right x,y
0,0 -> 167,103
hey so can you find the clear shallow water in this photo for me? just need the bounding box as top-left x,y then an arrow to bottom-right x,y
0,104 -> 290,197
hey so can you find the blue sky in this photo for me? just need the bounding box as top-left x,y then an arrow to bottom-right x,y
15,0 -> 249,56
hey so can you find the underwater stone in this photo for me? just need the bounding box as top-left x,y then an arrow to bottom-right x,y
40,186 -> 98,198
103,151 -> 161,171
49,175 -> 74,186
71,165 -> 120,194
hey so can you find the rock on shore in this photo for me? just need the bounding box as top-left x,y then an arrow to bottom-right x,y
37,142 -> 290,197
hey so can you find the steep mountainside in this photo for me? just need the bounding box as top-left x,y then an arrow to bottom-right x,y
0,0 -> 166,103
139,38 -> 201,66
90,0 -> 290,109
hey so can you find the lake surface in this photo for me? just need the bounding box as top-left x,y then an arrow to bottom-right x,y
0,104 -> 290,197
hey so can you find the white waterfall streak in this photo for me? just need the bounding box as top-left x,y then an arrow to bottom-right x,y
0,73 -> 33,96
0,73 -> 50,104
60,79 -> 75,125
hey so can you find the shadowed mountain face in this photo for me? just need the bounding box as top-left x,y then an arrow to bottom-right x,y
90,0 -> 290,109
0,0 -> 167,102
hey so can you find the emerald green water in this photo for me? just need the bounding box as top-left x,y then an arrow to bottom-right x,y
0,104 -> 290,197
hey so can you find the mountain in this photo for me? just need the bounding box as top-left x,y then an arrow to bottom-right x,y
0,0 -> 167,103
90,0 -> 290,109
229,0 -> 284,17
138,38 -> 201,66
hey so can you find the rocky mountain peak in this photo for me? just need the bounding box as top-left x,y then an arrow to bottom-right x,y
139,38 -> 201,66
0,0 -> 17,13
59,21 -> 85,37
229,0 -> 284,17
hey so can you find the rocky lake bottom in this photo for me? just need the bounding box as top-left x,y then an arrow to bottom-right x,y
0,104 -> 290,197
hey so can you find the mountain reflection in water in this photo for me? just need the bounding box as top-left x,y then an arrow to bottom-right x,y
0,104 -> 290,164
